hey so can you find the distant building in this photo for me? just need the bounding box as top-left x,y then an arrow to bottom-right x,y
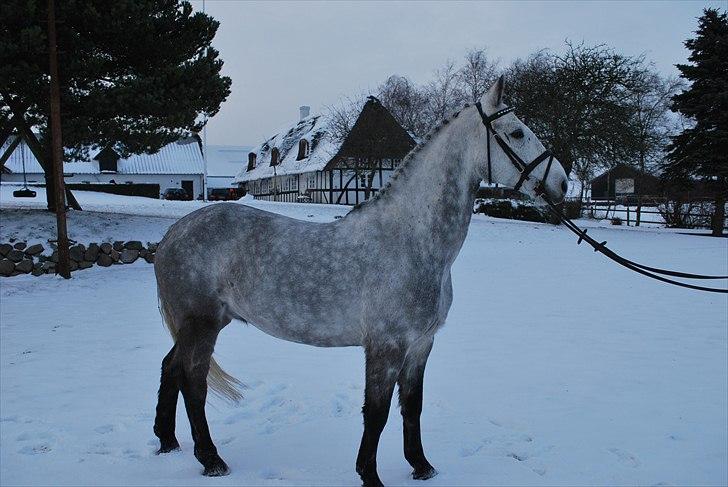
1,136 -> 204,198
235,97 -> 415,205
589,164 -> 662,200
204,145 -> 251,189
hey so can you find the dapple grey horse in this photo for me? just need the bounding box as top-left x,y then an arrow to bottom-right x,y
153,77 -> 568,486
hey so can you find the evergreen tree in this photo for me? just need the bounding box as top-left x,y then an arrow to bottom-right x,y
664,8 -> 728,236
0,0 -> 231,210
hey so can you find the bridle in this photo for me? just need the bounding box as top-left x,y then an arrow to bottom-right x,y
474,102 -> 728,294
476,102 -> 554,196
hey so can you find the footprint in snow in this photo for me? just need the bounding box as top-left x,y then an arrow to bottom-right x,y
267,383 -> 288,394
608,448 -> 640,467
507,452 -> 528,462
331,392 -> 356,417
94,424 -> 114,434
260,467 -> 284,480
18,444 -> 52,455
224,410 -> 253,424
122,448 -> 142,460
458,443 -> 485,458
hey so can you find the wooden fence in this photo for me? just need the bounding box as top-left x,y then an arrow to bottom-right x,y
577,197 -> 726,228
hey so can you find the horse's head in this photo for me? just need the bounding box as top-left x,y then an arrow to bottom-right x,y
472,76 -> 568,203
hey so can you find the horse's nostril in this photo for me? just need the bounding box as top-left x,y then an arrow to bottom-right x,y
561,179 -> 568,193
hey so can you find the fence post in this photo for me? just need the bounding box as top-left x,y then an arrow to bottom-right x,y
626,203 -> 630,226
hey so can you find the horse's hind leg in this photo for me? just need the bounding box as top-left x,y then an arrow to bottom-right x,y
356,342 -> 406,487
176,323 -> 229,476
398,337 -> 437,480
154,344 -> 181,453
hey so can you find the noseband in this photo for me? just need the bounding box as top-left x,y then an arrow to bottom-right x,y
476,102 -> 554,195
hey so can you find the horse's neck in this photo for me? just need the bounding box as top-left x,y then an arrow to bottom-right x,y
356,114 -> 481,266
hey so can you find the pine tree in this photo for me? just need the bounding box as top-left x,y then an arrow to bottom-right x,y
664,8 -> 728,236
0,0 -> 231,210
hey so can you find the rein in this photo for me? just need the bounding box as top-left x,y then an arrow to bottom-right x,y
476,102 -> 728,294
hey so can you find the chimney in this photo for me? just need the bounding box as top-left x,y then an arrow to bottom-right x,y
299,105 -> 310,120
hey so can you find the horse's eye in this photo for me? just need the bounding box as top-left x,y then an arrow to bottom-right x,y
510,129 -> 524,139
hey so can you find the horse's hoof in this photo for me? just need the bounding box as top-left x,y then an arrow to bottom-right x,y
202,458 -> 230,477
361,478 -> 384,487
412,465 -> 438,480
155,439 -> 180,454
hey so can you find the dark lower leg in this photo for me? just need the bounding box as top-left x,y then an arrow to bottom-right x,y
398,340 -> 436,480
356,344 -> 405,487
178,329 -> 229,476
154,344 -> 180,453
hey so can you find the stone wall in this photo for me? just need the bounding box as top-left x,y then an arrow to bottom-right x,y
0,240 -> 158,277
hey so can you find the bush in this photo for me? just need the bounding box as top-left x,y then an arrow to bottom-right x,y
562,200 -> 583,219
611,216 -> 623,225
657,199 -> 712,228
473,199 -> 548,223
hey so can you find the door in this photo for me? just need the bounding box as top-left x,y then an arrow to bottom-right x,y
181,180 -> 194,200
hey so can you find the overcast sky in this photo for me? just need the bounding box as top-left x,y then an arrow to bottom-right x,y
191,0 -> 720,146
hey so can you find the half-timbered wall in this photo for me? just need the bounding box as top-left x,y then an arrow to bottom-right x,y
243,157 -> 402,205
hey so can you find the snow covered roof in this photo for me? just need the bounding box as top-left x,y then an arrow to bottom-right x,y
204,145 -> 251,177
1,137 -> 204,175
234,114 -> 339,183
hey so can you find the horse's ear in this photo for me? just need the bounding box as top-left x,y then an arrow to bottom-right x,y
483,75 -> 505,107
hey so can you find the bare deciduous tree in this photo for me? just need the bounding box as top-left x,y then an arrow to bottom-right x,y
627,71 -> 684,224
506,42 -> 645,205
325,94 -> 366,144
423,59 -> 464,127
457,48 -> 500,103
377,75 -> 429,137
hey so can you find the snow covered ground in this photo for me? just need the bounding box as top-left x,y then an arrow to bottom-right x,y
1,189 -> 727,486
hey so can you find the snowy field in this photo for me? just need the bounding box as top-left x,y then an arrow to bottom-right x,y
1,189 -> 727,486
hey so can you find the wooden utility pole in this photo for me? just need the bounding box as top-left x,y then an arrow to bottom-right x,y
47,0 -> 71,278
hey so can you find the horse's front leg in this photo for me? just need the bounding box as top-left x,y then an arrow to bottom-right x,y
356,341 -> 406,487
398,337 -> 437,480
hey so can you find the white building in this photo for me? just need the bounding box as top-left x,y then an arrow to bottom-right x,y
235,99 -> 415,205
204,145 -> 251,189
1,136 -> 205,199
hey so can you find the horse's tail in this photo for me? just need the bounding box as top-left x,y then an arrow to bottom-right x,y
158,292 -> 243,404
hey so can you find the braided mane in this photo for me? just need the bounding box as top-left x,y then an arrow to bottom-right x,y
347,103 -> 471,214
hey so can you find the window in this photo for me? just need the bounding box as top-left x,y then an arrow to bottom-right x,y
247,153 -> 256,171
292,176 -> 298,191
96,147 -> 120,173
296,139 -> 310,160
307,173 -> 316,189
360,173 -> 373,188
271,148 -> 280,166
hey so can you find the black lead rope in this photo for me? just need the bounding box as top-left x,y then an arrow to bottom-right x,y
476,101 -> 728,294
540,196 -> 728,294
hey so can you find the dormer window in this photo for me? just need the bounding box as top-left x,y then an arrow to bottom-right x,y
297,139 -> 310,160
247,152 -> 256,171
95,146 -> 120,173
271,147 -> 280,166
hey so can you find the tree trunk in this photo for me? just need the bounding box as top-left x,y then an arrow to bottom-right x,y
635,153 -> 644,227
712,193 -> 726,237
44,143 -> 57,212
635,197 -> 642,227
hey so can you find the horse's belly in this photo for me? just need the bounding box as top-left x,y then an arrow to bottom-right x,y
228,298 -> 362,347
247,319 -> 361,347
